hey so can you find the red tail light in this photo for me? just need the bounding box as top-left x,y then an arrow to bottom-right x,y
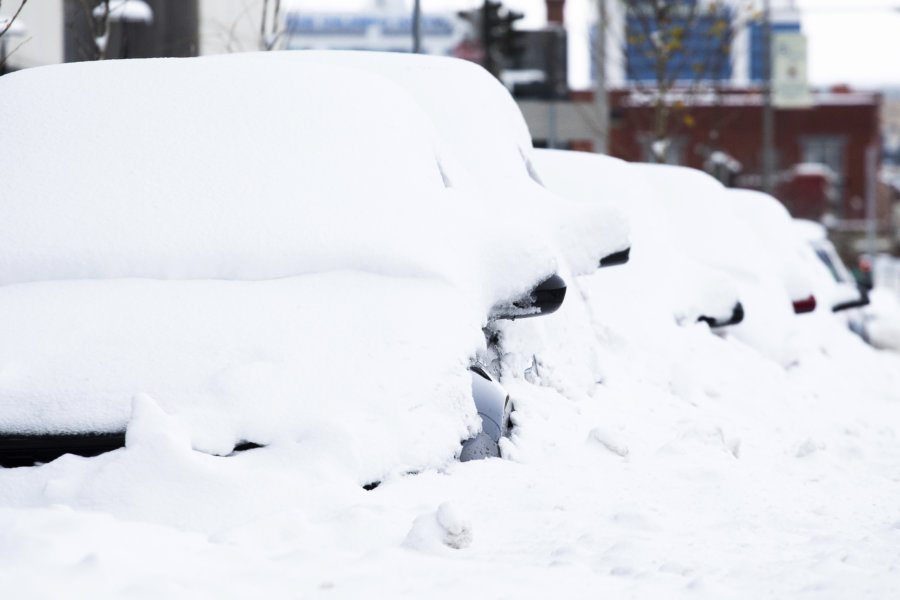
792,294 -> 817,314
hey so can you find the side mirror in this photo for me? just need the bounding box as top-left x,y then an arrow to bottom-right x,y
489,273 -> 567,321
697,301 -> 744,328
832,283 -> 870,312
599,247 -> 631,268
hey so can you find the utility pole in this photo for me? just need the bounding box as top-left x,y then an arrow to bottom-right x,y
593,0 -> 609,154
412,0 -> 422,53
761,0 -> 775,194
865,144 -> 878,256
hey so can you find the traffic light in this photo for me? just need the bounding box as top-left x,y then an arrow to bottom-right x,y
481,1 -> 504,41
481,1 -> 504,76
454,8 -> 486,64
456,1 -> 529,78
501,9 -> 527,63
456,8 -> 480,31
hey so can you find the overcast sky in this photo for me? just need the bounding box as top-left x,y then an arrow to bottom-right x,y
5,0 -> 894,88
286,0 -> 900,89
793,0 -> 900,88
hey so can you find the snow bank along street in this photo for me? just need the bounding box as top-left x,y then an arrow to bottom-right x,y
2,52 -> 900,598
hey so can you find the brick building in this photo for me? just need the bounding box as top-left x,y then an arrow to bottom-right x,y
519,86 -> 886,255
517,0 -> 896,256
607,87 -> 882,221
523,88 -> 880,216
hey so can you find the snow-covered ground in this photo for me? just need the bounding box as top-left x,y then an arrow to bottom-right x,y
868,284 -> 900,353
867,256 -> 900,352
3,52 -> 900,598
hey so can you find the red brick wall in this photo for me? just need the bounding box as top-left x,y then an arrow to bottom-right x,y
604,89 -> 881,220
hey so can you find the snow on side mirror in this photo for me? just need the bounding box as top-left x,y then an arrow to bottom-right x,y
697,301 -> 745,328
599,247 -> 631,268
489,273 -> 567,321
831,283 -> 870,312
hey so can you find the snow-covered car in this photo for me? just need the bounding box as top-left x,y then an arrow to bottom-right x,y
794,220 -> 869,311
532,149 -> 854,366
863,255 -> 900,351
721,188 -> 824,311
793,219 -> 870,339
532,149 -> 742,328
646,179 -> 822,364
0,52 -> 605,473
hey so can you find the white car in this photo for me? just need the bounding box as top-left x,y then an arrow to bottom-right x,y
0,52 -> 605,472
793,219 -> 870,340
532,149 -> 742,328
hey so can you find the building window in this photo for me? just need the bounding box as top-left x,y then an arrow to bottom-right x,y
799,134 -> 846,212
638,134 -> 688,165
623,2 -> 733,84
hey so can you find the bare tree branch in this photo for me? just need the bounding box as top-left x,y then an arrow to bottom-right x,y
616,0 -> 744,162
0,0 -> 28,39
0,0 -> 29,72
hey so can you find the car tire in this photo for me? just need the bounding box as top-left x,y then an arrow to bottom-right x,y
459,432 -> 500,462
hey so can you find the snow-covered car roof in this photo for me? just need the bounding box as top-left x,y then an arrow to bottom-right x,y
290,51 -> 534,191
296,51 -> 631,275
0,52 -> 558,304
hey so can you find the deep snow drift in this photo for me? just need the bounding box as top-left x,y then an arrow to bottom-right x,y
3,52 -> 900,599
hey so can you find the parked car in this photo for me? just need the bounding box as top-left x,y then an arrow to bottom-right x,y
532,149 -> 742,328
0,52 -> 596,472
793,219 -> 870,340
720,188 -> 823,312
532,150 -> 854,366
